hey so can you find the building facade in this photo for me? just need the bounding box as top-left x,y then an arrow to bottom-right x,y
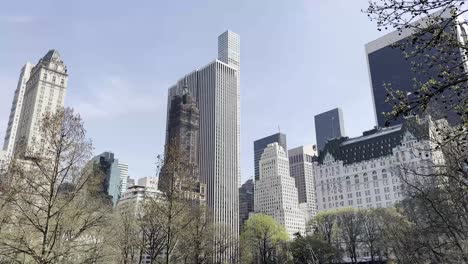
315,117 -> 442,212
288,145 -> 318,222
366,9 -> 468,127
117,177 -> 161,212
239,179 -> 254,231
14,50 -> 68,156
254,143 -> 305,238
3,63 -> 34,159
160,81 -> 200,192
314,108 -> 345,153
118,163 -> 129,196
218,30 -> 241,188
166,31 -> 240,262
91,152 -> 124,207
253,133 -> 287,181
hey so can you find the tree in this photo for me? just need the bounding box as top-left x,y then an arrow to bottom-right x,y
175,205 -> 214,264
157,138 -> 204,264
240,214 -> 289,264
313,211 -> 338,245
290,234 -> 338,264
361,209 -> 386,263
364,0 -> 468,139
138,194 -> 170,264
0,108 -> 111,264
335,208 -> 364,264
391,126 -> 468,263
112,210 -> 144,264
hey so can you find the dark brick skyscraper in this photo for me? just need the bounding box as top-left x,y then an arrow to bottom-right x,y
159,81 -> 200,192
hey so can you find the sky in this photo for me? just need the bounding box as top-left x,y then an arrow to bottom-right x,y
0,0 -> 385,182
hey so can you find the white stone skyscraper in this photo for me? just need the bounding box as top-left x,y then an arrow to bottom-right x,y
14,50 -> 68,155
166,31 -> 240,263
255,143 -> 306,239
289,145 -> 318,222
2,63 -> 34,158
118,163 -> 129,196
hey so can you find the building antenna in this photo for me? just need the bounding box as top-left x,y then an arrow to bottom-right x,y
278,125 -> 281,133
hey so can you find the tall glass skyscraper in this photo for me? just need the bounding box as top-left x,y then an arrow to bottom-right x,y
314,108 -> 345,153
366,9 -> 468,127
166,31 -> 240,263
91,152 -> 123,207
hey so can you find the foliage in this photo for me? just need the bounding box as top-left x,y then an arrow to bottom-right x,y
290,234 -> 338,264
0,108 -> 111,264
390,126 -> 468,263
240,214 -> 289,264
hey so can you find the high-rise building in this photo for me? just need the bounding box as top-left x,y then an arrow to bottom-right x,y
160,81 -> 200,192
314,108 -> 345,153
366,9 -> 467,127
14,50 -> 68,156
315,116 -> 444,212
117,177 -> 162,216
3,63 -> 34,159
90,152 -> 123,207
254,143 -> 305,238
166,31 -> 240,262
218,31 -> 241,187
288,145 -> 318,222
239,179 -> 254,231
118,163 -> 129,196
253,133 -> 287,181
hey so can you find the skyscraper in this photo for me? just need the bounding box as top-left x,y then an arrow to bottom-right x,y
14,50 -> 68,156
3,63 -> 34,159
314,108 -> 345,153
366,9 -> 467,127
160,81 -> 200,192
288,145 -> 318,222
218,31 -> 241,188
166,31 -> 240,262
118,163 -> 129,196
90,152 -> 122,207
254,143 -> 305,238
239,179 -> 254,231
253,133 -> 287,181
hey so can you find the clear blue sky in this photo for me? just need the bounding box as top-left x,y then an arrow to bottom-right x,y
0,0 -> 385,182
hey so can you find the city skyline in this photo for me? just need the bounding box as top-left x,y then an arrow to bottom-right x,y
1,0 -> 388,182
